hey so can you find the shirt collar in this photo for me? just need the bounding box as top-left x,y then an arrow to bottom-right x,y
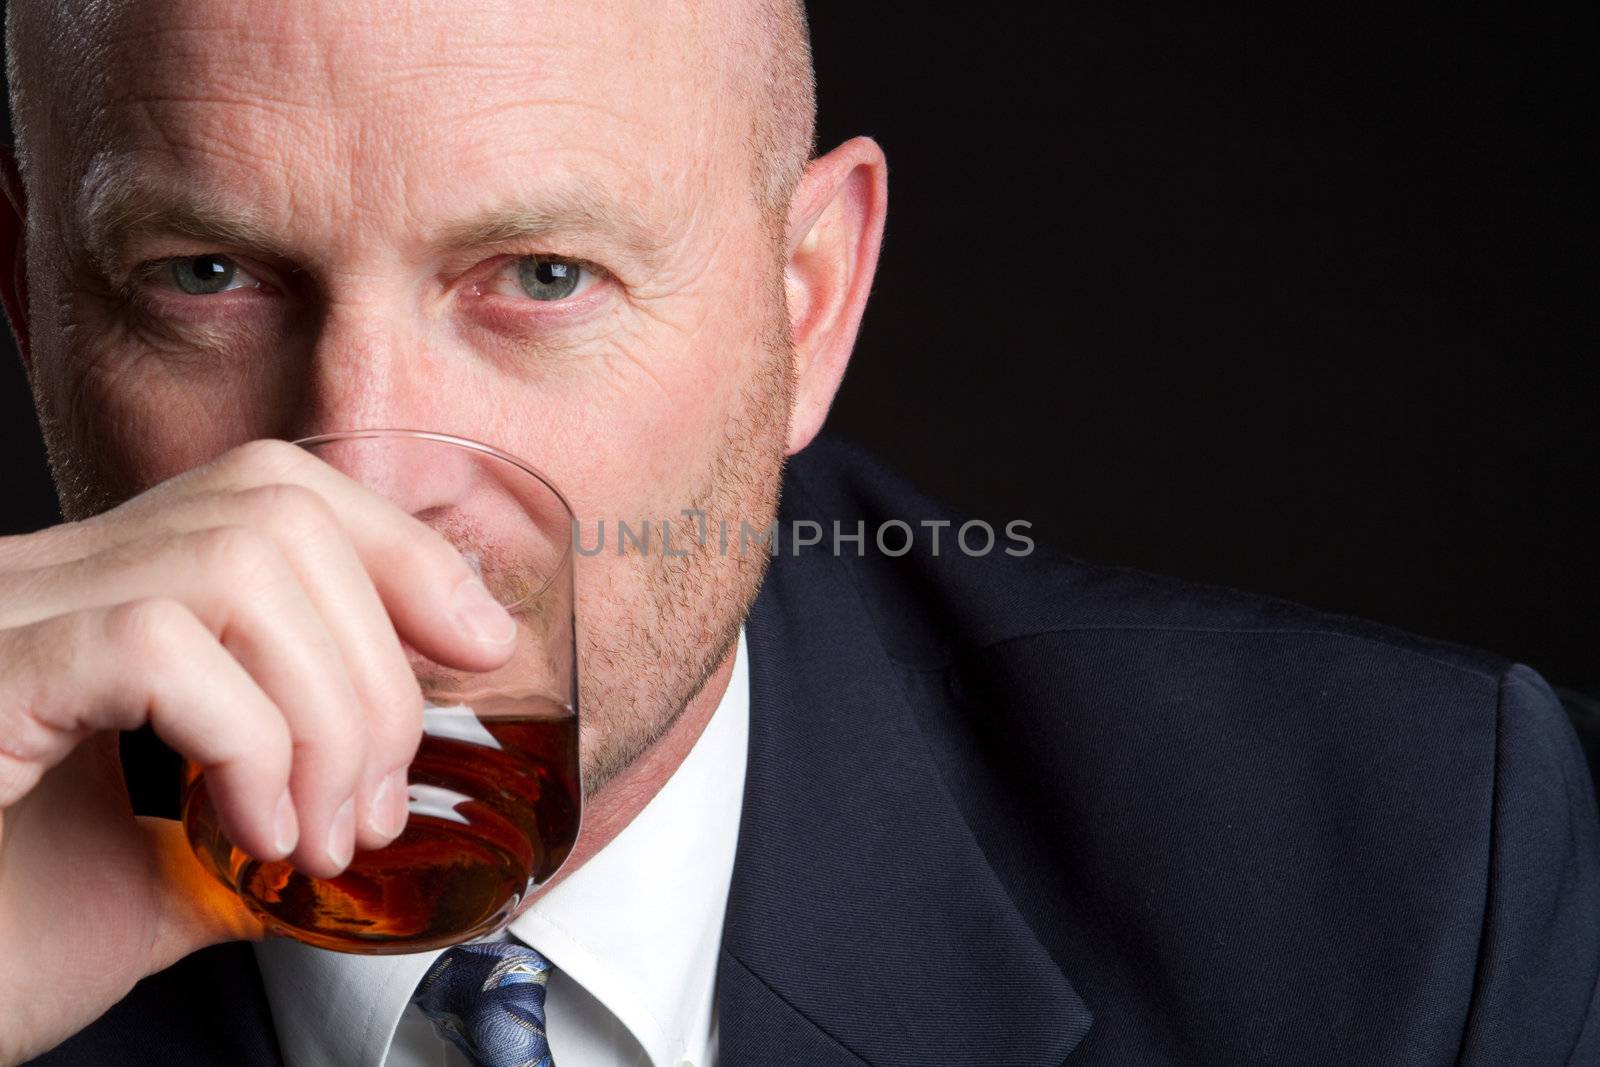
256,626 -> 750,1067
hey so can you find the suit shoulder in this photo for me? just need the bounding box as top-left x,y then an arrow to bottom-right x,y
785,434 -> 1510,685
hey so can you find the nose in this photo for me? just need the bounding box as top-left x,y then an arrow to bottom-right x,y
291,309 -> 425,438
301,431 -> 481,520
288,309 -> 477,516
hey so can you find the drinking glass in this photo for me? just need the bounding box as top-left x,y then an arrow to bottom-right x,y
181,429 -> 581,953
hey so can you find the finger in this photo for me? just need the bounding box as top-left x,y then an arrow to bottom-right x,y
157,484 -> 421,851
2,486 -> 430,850
0,600 -> 295,864
2,527 -> 372,876
39,439 -> 520,675
226,484 -> 420,850
16,483 -> 430,850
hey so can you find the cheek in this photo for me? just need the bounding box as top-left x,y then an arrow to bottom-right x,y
569,334 -> 749,521
595,279 -> 782,509
477,290 -> 772,533
42,338 -> 283,499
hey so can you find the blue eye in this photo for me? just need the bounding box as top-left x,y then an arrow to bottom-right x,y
514,255 -> 584,301
164,255 -> 259,295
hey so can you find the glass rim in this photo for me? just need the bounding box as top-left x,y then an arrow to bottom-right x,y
290,427 -> 574,611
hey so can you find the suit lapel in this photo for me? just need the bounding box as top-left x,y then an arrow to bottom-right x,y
716,483 -> 1093,1066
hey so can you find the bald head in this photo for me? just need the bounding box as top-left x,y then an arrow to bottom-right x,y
5,0 -> 816,235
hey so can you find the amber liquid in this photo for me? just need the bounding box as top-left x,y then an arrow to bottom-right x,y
182,696 -> 580,953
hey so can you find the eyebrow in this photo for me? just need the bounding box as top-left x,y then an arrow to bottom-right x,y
82,176 -> 289,278
80,165 -> 669,278
428,181 -> 668,270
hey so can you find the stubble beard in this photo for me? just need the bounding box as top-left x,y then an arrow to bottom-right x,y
569,302 -> 795,802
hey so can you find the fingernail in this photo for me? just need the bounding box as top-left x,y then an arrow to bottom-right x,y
451,577 -> 517,644
368,767 -> 410,839
273,789 -> 298,856
326,796 -> 356,870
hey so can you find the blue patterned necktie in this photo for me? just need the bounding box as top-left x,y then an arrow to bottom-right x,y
411,940 -> 555,1067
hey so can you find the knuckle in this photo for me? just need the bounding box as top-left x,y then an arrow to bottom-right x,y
190,525 -> 282,588
370,682 -> 425,757
232,712 -> 293,777
239,482 -> 338,546
297,707 -> 369,767
203,704 -> 288,775
105,597 -> 198,666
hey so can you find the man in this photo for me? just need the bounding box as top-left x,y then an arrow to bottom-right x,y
0,0 -> 1594,1064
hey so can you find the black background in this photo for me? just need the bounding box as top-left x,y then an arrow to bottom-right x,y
2,3 -> 1595,691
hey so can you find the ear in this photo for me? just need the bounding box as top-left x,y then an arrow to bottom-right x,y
0,144 -> 32,371
781,135 -> 887,455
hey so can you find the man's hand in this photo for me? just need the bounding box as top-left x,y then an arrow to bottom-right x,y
0,438 -> 519,1063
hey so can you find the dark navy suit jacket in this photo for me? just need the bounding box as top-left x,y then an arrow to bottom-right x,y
31,436 -> 1600,1065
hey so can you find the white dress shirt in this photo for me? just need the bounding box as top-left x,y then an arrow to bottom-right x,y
254,627 -> 750,1067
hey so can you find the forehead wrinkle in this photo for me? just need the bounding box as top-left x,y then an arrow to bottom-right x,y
19,0 -> 794,274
